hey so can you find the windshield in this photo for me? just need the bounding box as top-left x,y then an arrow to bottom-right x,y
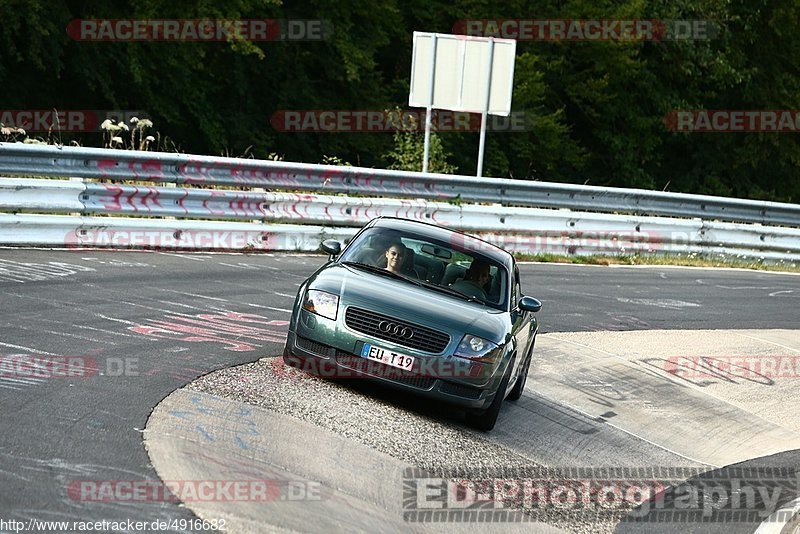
339,226 -> 509,310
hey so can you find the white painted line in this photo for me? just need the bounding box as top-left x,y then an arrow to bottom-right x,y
715,285 -> 772,290
731,332 -> 800,353
242,302 -> 292,313
0,376 -> 45,386
93,314 -> 139,326
37,328 -> 116,345
155,300 -> 208,311
616,297 -> 701,309
0,342 -> 60,356
769,290 -> 797,297
9,320 -> 117,345
218,262 -> 260,270
118,301 -> 200,318
72,325 -> 137,338
540,286 -> 605,299
156,252 -> 205,261
157,288 -> 228,302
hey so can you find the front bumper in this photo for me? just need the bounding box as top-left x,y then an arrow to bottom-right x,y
283,329 -> 504,411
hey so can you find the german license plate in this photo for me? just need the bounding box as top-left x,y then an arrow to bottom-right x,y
360,343 -> 414,371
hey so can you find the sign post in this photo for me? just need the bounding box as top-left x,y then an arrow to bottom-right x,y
422,34 -> 437,174
409,32 -> 516,177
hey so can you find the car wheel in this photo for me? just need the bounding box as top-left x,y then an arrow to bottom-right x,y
506,348 -> 532,402
465,359 -> 513,432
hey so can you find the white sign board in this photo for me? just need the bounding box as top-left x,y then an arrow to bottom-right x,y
409,32 -> 516,116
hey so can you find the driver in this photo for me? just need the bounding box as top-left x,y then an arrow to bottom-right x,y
383,242 -> 407,273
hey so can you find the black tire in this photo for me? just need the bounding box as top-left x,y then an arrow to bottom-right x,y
506,348 -> 532,402
282,341 -> 304,368
283,352 -> 301,367
465,360 -> 513,432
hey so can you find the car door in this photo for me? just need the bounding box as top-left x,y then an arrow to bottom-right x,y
507,263 -> 532,386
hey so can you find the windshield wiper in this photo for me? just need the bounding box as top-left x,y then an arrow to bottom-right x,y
415,279 -> 488,306
340,261 -> 423,287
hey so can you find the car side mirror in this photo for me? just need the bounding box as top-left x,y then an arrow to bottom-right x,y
518,296 -> 542,313
320,239 -> 342,257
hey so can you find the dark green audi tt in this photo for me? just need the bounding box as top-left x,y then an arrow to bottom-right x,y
283,217 -> 542,431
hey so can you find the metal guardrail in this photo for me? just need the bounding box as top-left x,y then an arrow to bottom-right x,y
2,177 -> 800,260
2,212 -> 799,260
1,142 -> 799,227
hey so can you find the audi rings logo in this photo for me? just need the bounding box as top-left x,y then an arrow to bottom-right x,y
378,320 -> 414,340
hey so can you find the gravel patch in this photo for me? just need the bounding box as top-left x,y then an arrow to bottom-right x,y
187,356 -> 628,533
189,356 -> 530,469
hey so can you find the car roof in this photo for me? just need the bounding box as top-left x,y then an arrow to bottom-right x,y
369,217 -> 514,269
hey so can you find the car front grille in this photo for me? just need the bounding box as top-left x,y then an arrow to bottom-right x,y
344,307 -> 450,354
335,352 -> 436,390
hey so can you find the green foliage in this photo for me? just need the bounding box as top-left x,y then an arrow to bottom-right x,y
384,110 -> 457,174
0,0 -> 798,202
321,154 -> 352,166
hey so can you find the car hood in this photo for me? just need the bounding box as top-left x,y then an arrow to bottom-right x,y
308,263 -> 509,344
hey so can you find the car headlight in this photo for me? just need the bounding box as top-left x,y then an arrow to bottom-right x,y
455,334 -> 502,364
302,289 -> 339,321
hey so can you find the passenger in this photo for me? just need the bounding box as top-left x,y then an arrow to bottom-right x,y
450,259 -> 491,300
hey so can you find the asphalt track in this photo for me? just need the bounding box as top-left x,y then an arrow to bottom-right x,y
0,249 -> 798,532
